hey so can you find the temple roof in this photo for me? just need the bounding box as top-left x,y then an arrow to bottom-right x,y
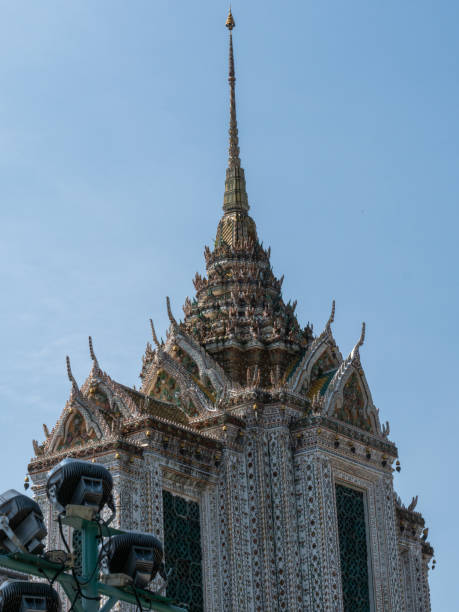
30,11 -> 393,465
179,15 -> 315,387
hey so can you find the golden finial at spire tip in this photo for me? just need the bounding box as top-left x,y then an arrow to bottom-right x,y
226,8 -> 235,30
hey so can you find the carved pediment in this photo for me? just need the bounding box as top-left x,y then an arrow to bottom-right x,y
287,301 -> 342,394
53,409 -> 98,452
333,372 -> 372,432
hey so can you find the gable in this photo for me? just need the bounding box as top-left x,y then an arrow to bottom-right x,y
299,348 -> 340,398
333,372 -> 372,432
149,369 -> 199,417
54,410 -> 97,451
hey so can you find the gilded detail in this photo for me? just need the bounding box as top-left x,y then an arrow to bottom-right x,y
56,411 -> 97,451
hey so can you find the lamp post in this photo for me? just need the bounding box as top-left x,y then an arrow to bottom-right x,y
0,460 -> 187,612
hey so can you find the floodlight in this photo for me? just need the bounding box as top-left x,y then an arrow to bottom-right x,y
0,490 -> 47,555
102,532 -> 164,588
0,581 -> 60,612
46,459 -> 114,514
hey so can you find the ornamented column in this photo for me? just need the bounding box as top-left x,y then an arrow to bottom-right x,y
400,541 -> 432,612
218,448 -> 252,611
420,553 -> 432,612
294,451 -> 343,611
375,475 -> 405,610
201,485 -> 223,611
244,428 -> 274,611
265,425 -> 303,611
142,452 -> 164,539
141,451 -> 165,593
31,473 -> 60,551
110,455 -> 145,532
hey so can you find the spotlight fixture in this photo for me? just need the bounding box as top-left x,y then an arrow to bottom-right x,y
0,581 -> 60,612
46,458 -> 114,515
0,489 -> 47,554
101,532 -> 165,589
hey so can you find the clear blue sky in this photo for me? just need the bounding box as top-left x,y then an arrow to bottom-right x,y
0,1 -> 457,608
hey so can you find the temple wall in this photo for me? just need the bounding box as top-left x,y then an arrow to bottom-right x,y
292,422 -> 407,612
294,451 -> 343,611
27,415 -> 432,612
399,539 -> 432,612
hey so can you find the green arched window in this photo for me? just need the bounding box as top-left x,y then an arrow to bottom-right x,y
163,491 -> 203,612
335,484 -> 371,611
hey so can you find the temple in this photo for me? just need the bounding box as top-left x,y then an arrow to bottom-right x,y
28,10 -> 434,612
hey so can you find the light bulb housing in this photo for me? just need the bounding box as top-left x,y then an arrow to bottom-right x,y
46,458 -> 114,515
0,489 -> 47,555
102,532 -> 164,589
0,581 -> 60,612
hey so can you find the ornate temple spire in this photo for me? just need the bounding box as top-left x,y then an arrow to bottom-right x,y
222,9 -> 250,216
226,9 -> 240,169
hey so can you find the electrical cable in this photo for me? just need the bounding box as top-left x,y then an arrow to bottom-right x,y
57,512 -> 83,603
133,585 -> 147,612
57,513 -> 71,555
38,564 -> 66,587
37,554 -> 77,611
68,587 -> 80,612
97,512 -> 115,587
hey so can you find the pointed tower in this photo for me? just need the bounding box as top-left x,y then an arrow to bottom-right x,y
218,10 -> 252,239
182,10 -> 312,388
27,10 -> 433,612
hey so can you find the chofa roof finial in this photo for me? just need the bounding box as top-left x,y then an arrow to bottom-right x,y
88,336 -> 100,370
326,299 -> 336,330
150,319 -> 160,347
358,321 -> 366,348
166,296 -> 178,328
66,356 -> 79,394
350,322 -> 366,361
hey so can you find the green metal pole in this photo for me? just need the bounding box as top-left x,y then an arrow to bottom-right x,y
79,522 -> 100,612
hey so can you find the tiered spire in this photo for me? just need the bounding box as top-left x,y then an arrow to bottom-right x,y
222,9 -> 249,215
180,11 -> 312,386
